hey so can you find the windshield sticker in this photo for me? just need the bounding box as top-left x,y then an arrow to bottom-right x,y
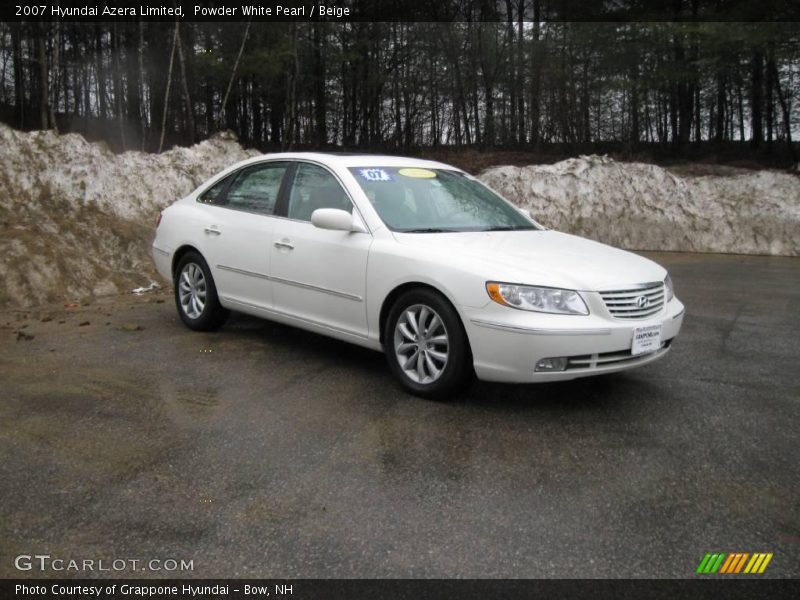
398,168 -> 437,179
358,168 -> 393,182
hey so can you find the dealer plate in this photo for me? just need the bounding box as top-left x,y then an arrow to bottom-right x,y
631,324 -> 662,356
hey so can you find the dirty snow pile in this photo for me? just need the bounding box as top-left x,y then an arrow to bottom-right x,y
0,124 -> 258,308
480,155 -> 800,256
1,127 -> 797,310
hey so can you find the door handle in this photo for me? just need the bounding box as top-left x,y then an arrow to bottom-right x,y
274,240 -> 294,250
204,227 -> 222,235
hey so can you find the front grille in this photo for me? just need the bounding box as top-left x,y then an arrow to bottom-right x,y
566,339 -> 672,370
600,282 -> 665,319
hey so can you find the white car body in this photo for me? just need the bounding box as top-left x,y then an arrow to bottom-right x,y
152,153 -> 684,385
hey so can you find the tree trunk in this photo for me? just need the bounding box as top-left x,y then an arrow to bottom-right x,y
218,20 -> 251,129
736,77 -> 745,142
312,22 -> 327,147
769,59 -> 796,163
158,23 -> 178,153
750,48 -> 763,149
765,41 -> 775,148
715,68 -> 725,143
37,22 -> 49,129
176,21 -> 196,144
49,20 -> 60,133
138,22 -> 147,150
529,0 -> 541,147
630,59 -> 640,145
94,24 -> 107,119
125,22 -> 141,144
516,0 -> 525,144
251,79 -> 262,147
112,21 -> 125,149
203,30 -> 215,137
504,0 -> 516,145
11,22 -> 25,127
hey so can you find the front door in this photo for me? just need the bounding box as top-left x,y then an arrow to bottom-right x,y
270,162 -> 372,339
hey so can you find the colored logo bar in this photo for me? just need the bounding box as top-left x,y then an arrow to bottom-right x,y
696,552 -> 773,574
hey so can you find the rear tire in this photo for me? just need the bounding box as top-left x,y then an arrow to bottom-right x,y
384,288 -> 472,400
174,251 -> 229,331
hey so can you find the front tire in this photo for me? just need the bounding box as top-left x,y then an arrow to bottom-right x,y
384,288 -> 472,399
174,252 -> 229,331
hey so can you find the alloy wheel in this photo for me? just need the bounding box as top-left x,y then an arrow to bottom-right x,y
393,304 -> 450,384
178,262 -> 207,319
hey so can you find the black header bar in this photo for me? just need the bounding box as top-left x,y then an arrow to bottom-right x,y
3,0 -> 800,23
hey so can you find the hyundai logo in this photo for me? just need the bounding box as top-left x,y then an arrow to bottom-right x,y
636,296 -> 649,308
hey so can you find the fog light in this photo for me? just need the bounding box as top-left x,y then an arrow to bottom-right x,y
535,357 -> 568,372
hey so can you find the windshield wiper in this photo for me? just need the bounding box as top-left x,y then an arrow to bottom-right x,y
477,225 -> 538,231
399,228 -> 459,233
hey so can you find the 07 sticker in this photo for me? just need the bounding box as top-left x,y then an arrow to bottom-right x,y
358,168 -> 392,182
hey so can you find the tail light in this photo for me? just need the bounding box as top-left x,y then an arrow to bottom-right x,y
156,212 -> 163,228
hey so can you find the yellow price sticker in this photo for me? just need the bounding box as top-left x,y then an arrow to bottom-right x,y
398,168 -> 437,179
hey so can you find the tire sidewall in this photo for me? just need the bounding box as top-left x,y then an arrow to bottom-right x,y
384,288 -> 471,399
174,252 -> 226,331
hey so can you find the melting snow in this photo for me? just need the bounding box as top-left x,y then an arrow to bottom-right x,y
0,124 -> 258,308
0,126 -> 796,310
479,155 -> 800,256
132,282 -> 161,295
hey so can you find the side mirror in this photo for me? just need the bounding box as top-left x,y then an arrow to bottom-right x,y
311,208 -> 367,233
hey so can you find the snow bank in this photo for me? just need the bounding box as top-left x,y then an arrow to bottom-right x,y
0,124 -> 258,308
479,155 -> 800,256
1,127 -> 797,310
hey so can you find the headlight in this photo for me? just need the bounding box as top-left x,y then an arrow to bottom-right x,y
664,274 -> 674,302
486,282 -> 589,315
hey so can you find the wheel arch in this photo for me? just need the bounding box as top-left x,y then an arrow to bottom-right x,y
378,281 -> 470,351
171,244 -> 202,278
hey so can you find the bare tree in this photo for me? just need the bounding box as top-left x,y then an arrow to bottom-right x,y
49,18 -> 60,133
113,20 -> 124,149
138,22 -> 146,150
37,21 -> 48,129
158,23 -> 178,153
218,20 -> 251,130
176,24 -> 196,144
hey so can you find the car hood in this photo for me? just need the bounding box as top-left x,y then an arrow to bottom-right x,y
392,229 -> 666,291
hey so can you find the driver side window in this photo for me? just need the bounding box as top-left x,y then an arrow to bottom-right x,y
287,164 -> 352,222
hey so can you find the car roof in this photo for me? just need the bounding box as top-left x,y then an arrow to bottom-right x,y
243,152 -> 458,171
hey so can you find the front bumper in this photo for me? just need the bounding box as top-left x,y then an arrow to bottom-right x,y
462,296 -> 685,383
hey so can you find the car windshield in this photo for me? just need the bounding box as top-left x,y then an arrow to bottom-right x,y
348,167 -> 540,232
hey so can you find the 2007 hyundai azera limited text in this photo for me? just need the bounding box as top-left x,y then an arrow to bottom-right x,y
152,153 -> 684,398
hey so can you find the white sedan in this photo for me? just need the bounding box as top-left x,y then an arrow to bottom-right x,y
152,153 -> 684,398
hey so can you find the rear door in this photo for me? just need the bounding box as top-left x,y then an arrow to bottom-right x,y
198,161 -> 290,309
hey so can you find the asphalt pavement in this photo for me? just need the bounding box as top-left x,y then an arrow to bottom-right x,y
1,252 -> 798,578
